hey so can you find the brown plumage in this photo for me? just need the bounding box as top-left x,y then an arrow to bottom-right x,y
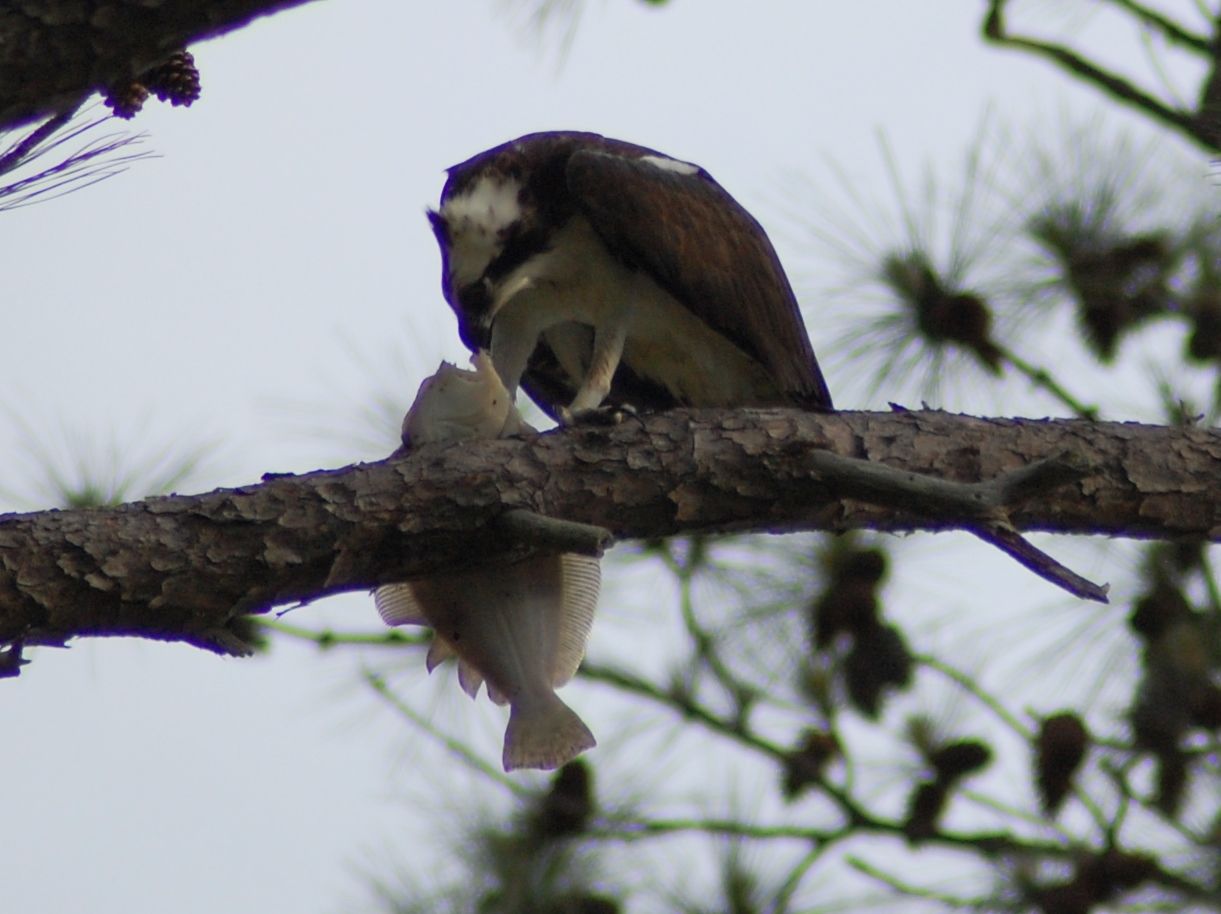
430,131 -> 833,421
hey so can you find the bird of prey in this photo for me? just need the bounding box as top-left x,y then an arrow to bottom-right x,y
428,131 -> 833,423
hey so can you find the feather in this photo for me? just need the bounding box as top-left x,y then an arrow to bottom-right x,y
565,144 -> 831,409
434,131 -> 833,418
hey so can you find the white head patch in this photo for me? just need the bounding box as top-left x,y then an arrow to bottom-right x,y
640,154 -> 700,177
439,176 -> 525,290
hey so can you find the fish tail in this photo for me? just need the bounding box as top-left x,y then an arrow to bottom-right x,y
502,692 -> 596,772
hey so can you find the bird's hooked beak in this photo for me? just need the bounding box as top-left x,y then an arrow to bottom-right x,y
457,279 -> 496,349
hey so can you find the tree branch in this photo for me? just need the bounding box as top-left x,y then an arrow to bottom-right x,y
1100,0 -> 1213,54
803,448 -> 1110,601
0,0 -> 318,131
1,408 -> 1218,657
982,0 -> 1217,152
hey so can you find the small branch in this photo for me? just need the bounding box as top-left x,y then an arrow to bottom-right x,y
916,654 -> 1035,740
806,449 -> 1085,522
259,618 -> 426,649
998,345 -> 1101,420
0,108 -> 153,210
581,659 -> 1074,861
773,846 -> 829,914
806,449 -> 1109,602
1100,0 -> 1213,54
363,668 -> 531,798
0,104 -> 80,176
494,509 -> 613,557
982,451 -> 1092,503
848,856 -> 991,909
971,523 -> 1109,602
1200,550 -> 1221,613
958,787 -> 1059,833
983,0 -> 1215,152
217,626 -> 1172,877
665,543 -> 764,723
580,661 -> 790,763
589,816 -> 841,844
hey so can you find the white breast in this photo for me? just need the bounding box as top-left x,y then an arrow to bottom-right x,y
490,216 -> 777,406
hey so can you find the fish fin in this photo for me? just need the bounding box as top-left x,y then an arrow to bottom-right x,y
425,637 -> 456,673
373,584 -> 429,626
487,682 -> 510,707
502,692 -> 596,772
552,554 -> 601,687
457,661 -> 484,699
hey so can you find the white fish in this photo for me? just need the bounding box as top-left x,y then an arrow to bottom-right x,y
375,351 -> 599,771
399,350 -> 529,446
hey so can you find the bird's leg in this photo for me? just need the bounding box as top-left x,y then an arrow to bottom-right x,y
489,304 -> 546,400
561,319 -> 628,424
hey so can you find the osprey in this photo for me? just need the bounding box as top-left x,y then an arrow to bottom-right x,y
428,131 -> 833,422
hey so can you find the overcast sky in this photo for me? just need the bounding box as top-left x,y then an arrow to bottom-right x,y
1,2 -> 1216,912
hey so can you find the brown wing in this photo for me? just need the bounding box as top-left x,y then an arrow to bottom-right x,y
565,148 -> 832,410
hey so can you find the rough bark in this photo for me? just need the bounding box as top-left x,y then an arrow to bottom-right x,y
1,408 -> 1218,656
0,0 -> 316,130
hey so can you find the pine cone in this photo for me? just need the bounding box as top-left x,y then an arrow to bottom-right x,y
140,51 -> 202,107
103,81 -> 149,119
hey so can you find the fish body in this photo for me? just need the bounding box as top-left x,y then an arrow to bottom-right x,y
400,350 -> 529,446
375,554 -> 598,771
375,351 -> 599,771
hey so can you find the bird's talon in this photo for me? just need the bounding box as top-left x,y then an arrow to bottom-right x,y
560,404 -> 636,427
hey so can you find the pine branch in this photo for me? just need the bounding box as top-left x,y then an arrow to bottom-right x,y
1100,0 -> 1213,54
0,1 -> 318,131
1,408 -> 1218,659
982,0 -> 1217,152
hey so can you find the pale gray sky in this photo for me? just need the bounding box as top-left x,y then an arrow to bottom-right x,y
1,2 -> 1215,912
